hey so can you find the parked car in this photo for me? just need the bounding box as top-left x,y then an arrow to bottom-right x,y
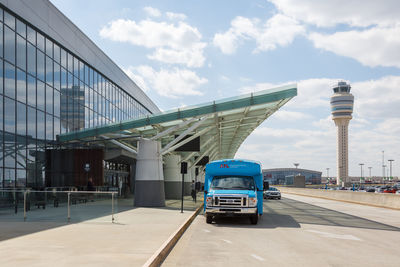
263,187 -> 281,199
383,187 -> 398,194
366,187 -> 375,193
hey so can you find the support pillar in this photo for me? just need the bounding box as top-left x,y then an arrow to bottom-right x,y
134,139 -> 165,207
164,154 -> 182,199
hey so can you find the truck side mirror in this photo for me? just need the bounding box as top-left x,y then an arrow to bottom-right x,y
263,181 -> 269,190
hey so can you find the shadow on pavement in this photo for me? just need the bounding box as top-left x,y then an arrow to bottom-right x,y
207,198 -> 400,231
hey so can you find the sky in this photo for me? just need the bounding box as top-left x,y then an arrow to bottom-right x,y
50,0 -> 400,177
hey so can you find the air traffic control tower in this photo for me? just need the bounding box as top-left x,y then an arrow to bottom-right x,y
331,81 -> 354,186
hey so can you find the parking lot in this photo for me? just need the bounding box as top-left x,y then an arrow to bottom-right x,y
163,194 -> 400,267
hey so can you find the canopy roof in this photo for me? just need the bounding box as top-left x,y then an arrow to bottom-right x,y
59,84 -> 297,165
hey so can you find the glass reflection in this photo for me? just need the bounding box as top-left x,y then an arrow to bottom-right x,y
5,61 -> 15,98
27,74 -> 36,107
17,34 -> 26,70
4,26 -> 15,64
17,69 -> 26,103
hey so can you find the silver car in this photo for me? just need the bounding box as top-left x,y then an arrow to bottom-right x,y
263,187 -> 281,199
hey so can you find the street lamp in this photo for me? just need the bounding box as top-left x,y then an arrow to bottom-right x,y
359,163 -> 364,185
388,159 -> 394,180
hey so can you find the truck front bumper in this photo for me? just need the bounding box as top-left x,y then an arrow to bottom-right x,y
205,207 -> 257,215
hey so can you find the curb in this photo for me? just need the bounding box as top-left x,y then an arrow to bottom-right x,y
143,203 -> 204,267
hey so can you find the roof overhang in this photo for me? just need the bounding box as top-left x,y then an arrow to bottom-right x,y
58,84 -> 297,165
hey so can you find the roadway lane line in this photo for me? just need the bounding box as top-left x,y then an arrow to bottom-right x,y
221,239 -> 232,244
251,254 -> 265,261
202,229 -> 211,233
306,230 -> 361,241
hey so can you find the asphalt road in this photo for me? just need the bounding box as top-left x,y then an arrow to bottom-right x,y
162,194 -> 400,267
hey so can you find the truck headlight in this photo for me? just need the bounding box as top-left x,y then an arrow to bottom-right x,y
206,196 -> 212,206
249,197 -> 257,207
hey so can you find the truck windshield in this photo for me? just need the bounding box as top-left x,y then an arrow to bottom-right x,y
210,176 -> 255,190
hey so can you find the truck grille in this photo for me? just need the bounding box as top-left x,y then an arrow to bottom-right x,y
214,195 -> 247,207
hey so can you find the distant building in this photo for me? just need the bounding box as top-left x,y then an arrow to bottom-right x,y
263,168 -> 322,185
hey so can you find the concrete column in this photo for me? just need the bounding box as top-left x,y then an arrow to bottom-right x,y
134,139 -> 165,207
164,154 -> 182,199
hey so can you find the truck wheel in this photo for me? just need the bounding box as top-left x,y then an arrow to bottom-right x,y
250,214 -> 258,225
206,215 -> 213,224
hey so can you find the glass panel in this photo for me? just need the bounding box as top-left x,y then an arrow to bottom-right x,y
5,97 -> 15,134
0,59 -> 3,95
54,89 -> 60,117
54,62 -> 60,90
73,57 -> 79,78
79,61 -> 84,82
54,117 -> 60,139
5,62 -> 15,99
0,7 -> 3,21
16,19 -> 26,38
46,84 -> 53,114
37,80 -> 45,111
4,11 -> 15,30
37,110 -> 45,140
54,44 -> 60,63
16,69 -> 26,103
0,23 -> 3,58
67,52 -> 73,73
4,168 -> 15,186
16,102 -> 26,135
16,35 -> 26,70
27,74 -> 36,107
27,26 -> 35,45
37,49 -> 45,81
61,48 -> 67,68
46,56 -> 53,86
85,107 -> 89,128
61,119 -> 67,134
27,42 -> 36,76
16,169 -> 26,187
46,114 -> 53,140
45,38 -> 53,57
37,32 -> 45,52
4,26 -> 15,64
27,106 -> 36,138
61,67 -> 67,89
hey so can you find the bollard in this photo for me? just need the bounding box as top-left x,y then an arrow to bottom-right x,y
67,192 -> 71,222
24,191 -> 27,222
112,192 -> 115,223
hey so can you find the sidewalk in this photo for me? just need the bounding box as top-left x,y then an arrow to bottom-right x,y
0,194 -> 203,267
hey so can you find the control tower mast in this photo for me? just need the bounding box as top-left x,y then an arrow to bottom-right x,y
330,81 -> 354,186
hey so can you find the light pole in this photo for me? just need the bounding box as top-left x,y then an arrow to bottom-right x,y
383,165 -> 387,182
359,163 -> 364,185
326,168 -> 330,183
388,159 -> 394,180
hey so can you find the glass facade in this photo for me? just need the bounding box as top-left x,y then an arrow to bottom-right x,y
0,6 -> 151,188
263,168 -> 322,185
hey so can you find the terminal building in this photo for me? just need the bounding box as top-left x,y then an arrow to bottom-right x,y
0,0 -> 297,207
263,168 -> 322,185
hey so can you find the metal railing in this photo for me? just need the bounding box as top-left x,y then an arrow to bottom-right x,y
0,189 -> 117,223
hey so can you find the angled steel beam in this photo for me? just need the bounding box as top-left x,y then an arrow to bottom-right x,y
189,143 -> 217,169
150,117 -> 199,141
161,126 -> 212,156
160,115 -> 211,155
100,135 -> 137,157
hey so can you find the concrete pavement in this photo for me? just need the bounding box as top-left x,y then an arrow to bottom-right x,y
0,194 -> 203,267
163,194 -> 400,267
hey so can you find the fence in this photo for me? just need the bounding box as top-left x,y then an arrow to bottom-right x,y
0,189 -> 117,223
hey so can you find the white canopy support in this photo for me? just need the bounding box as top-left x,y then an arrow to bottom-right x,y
100,135 -> 138,157
150,117 -> 199,141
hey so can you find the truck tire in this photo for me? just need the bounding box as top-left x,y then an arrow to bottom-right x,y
250,214 -> 258,225
206,215 -> 213,224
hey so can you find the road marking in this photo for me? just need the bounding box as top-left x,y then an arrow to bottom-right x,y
202,229 -> 211,233
221,239 -> 232,244
306,230 -> 361,241
251,254 -> 265,261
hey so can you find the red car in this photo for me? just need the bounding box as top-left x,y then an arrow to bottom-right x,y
383,187 -> 398,193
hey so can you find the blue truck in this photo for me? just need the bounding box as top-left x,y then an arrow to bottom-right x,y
203,159 -> 267,225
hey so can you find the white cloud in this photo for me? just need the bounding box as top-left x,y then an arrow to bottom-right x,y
269,0 -> 400,27
100,18 -> 206,67
143,6 -> 161,17
236,75 -> 400,176
124,65 -> 207,98
166,12 -> 187,20
213,14 -> 305,54
309,26 -> 400,68
123,67 -> 150,92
